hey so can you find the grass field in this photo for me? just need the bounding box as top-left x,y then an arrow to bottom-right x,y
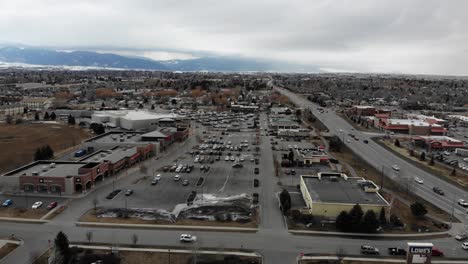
0,123 -> 91,173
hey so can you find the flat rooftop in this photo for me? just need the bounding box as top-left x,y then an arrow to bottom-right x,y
302,175 -> 388,205
80,147 -> 138,163
4,161 -> 90,177
93,110 -> 181,121
85,131 -> 160,144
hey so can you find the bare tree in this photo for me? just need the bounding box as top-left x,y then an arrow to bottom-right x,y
92,197 -> 98,211
131,233 -> 138,247
139,164 -> 148,174
86,231 -> 93,244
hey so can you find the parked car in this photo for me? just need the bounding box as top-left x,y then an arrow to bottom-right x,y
32,201 -> 43,209
151,178 -> 159,185
180,234 -> 196,242
431,248 -> 444,257
291,169 -> 296,175
174,175 -> 181,181
182,179 -> 189,186
125,189 -> 134,196
455,233 -> 467,241
363,140 -> 369,144
155,174 -> 162,181
47,202 -> 58,210
388,247 -> 406,255
254,168 -> 259,174
432,187 -> 444,195
360,245 -> 379,255
2,199 -> 12,207
458,199 -> 468,207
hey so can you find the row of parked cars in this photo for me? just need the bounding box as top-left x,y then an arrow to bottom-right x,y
361,245 -> 444,256
1,199 -> 57,210
163,164 -> 194,173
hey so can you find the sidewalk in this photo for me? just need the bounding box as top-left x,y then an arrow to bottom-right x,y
299,255 -> 468,264
289,229 -> 449,239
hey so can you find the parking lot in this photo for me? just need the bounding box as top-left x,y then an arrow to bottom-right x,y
99,127 -> 261,212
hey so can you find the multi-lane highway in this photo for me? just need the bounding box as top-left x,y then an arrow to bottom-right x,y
274,85 -> 468,224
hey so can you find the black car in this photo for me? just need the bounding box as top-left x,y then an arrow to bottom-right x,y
388,247 -> 407,255
106,189 -> 122,199
433,187 -> 444,195
254,168 -> 259,174
291,169 -> 296,175
363,140 -> 369,144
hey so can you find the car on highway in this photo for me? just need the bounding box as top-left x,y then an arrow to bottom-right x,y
2,199 -> 12,207
47,201 -> 58,210
360,245 -> 379,255
106,189 -> 121,199
363,140 -> 369,144
174,175 -> 181,181
180,234 -> 196,242
455,233 -> 467,241
392,165 -> 400,171
32,201 -> 43,209
463,242 -> 468,250
125,189 -> 134,196
458,199 -> 468,207
388,247 -> 406,255
432,187 -> 444,195
182,179 -> 189,186
414,177 -> 424,184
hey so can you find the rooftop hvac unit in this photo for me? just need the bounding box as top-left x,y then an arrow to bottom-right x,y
50,163 -> 56,168
42,166 -> 48,172
32,171 -> 39,176
120,138 -> 124,142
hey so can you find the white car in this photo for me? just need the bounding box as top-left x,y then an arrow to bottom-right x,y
463,242 -> 468,250
392,165 -> 400,171
250,158 -> 255,162
180,234 -> 196,242
155,174 -> 162,181
240,157 -> 245,162
32,201 -> 43,209
458,199 -> 468,207
414,177 -> 424,184
230,156 -> 235,161
174,175 -> 181,181
225,156 -> 229,161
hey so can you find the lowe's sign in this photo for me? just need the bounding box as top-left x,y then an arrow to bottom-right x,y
409,247 -> 432,254
407,242 -> 433,264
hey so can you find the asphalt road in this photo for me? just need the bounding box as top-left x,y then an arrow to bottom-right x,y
274,86 -> 468,225
2,111 -> 468,264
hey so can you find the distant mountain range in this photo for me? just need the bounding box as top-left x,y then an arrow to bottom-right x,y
0,46 -> 318,72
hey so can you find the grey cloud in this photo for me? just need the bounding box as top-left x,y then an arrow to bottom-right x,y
0,0 -> 467,75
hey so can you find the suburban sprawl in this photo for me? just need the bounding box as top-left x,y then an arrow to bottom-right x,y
0,70 -> 467,264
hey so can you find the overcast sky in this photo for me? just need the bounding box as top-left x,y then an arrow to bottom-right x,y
1,0 -> 467,75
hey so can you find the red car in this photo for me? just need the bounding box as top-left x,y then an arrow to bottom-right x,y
432,248 -> 444,257
47,202 -> 58,210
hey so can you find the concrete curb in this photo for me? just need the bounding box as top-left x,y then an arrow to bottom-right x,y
69,243 -> 262,258
0,217 -> 48,224
289,229 -> 450,239
76,221 -> 258,232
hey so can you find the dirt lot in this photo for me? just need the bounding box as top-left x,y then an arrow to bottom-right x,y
378,139 -> 468,188
0,208 -> 47,219
80,208 -> 259,229
0,243 -> 18,259
0,123 -> 91,173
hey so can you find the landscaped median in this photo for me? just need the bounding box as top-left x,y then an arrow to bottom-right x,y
77,193 -> 259,232
0,238 -> 21,261
0,204 -> 66,223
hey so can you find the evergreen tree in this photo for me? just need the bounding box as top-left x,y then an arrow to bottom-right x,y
288,150 -> 294,164
45,145 -> 54,159
44,112 -> 50,120
363,210 -> 380,233
151,104 -> 155,110
34,148 -> 42,161
279,189 -> 291,214
420,152 -> 426,161
349,204 -> 364,232
336,211 -> 351,232
54,231 -> 70,262
410,202 -> 428,217
394,139 -> 400,147
50,112 -> 57,120
34,112 -> 40,121
379,208 -> 387,225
